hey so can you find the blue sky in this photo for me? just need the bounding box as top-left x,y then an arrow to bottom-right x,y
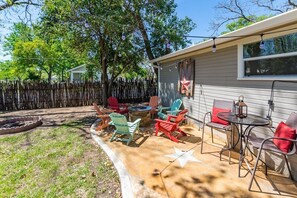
175,0 -> 219,38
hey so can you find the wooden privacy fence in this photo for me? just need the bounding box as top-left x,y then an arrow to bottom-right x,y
0,79 -> 157,111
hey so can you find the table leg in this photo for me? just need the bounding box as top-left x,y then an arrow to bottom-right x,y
238,124 -> 243,177
238,125 -> 252,177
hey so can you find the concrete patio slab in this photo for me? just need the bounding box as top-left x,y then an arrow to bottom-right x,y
91,120 -> 297,198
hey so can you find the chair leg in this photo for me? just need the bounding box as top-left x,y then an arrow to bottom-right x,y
155,123 -> 159,136
110,133 -> 116,142
211,128 -> 214,143
201,124 -> 206,154
248,148 -> 263,191
284,155 -> 294,180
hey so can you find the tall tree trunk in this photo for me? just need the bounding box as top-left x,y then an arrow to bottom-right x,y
48,69 -> 52,83
100,37 -> 109,106
134,11 -> 158,75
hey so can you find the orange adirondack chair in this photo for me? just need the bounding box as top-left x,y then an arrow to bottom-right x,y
148,96 -> 159,118
93,103 -> 114,131
155,109 -> 188,142
107,97 -> 129,114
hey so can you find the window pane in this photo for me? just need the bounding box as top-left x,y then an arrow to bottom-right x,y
243,32 -> 297,58
244,56 -> 297,76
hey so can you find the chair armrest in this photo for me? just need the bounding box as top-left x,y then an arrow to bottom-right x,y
108,121 -> 114,125
167,114 -> 178,121
159,106 -> 170,112
203,111 -> 211,124
130,118 -> 141,126
155,119 -> 177,126
101,108 -> 115,114
97,115 -> 110,118
166,110 -> 181,115
108,105 -> 119,110
259,137 -> 297,154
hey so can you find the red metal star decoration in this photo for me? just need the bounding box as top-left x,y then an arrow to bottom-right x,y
181,78 -> 190,91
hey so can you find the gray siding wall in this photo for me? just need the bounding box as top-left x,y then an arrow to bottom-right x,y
159,45 -> 297,178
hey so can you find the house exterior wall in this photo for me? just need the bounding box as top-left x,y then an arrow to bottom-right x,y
159,45 -> 297,178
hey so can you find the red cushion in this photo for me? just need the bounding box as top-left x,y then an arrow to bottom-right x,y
211,107 -> 231,125
273,122 -> 296,153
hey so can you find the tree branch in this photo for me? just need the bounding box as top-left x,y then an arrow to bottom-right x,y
0,0 -> 40,11
254,0 -> 284,13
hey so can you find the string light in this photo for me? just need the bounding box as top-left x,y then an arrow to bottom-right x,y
169,67 -> 172,72
212,37 -> 216,53
166,39 -> 171,49
121,33 -> 126,41
259,34 -> 265,49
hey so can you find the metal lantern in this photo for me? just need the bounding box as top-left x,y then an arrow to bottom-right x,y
235,95 -> 248,118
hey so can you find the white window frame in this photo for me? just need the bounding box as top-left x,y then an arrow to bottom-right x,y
237,39 -> 297,81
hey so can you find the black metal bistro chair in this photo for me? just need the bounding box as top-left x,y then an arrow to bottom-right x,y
245,112 -> 297,191
200,99 -> 235,163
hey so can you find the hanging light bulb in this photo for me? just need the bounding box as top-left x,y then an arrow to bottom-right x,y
259,34 -> 265,49
169,67 -> 172,72
212,37 -> 216,53
118,53 -> 122,57
175,64 -> 178,69
166,40 -> 171,49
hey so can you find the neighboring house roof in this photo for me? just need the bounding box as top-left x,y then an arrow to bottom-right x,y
67,64 -> 87,72
151,9 -> 297,63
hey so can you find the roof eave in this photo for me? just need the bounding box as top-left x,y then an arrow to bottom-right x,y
151,8 -> 297,64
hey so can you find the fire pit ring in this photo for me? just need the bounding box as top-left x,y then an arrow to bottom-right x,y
0,117 -> 42,135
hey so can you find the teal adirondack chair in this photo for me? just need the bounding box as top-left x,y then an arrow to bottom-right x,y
109,113 -> 141,145
157,99 -> 182,120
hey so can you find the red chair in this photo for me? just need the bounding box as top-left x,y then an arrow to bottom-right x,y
107,97 -> 129,114
155,109 -> 188,142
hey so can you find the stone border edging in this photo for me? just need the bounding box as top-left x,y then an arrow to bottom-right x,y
90,120 -> 134,198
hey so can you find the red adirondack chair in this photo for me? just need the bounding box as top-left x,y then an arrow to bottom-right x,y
155,109 -> 188,142
107,97 -> 129,114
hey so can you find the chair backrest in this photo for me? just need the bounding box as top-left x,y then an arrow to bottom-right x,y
93,103 -> 103,115
149,96 -> 158,108
171,99 -> 182,111
108,97 -> 119,107
285,112 -> 297,153
286,112 -> 297,130
213,99 -> 234,111
174,109 -> 188,123
109,113 -> 129,133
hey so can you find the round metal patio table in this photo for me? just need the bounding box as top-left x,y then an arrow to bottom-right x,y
217,112 -> 270,177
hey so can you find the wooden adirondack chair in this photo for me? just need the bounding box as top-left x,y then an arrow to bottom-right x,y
109,113 -> 141,145
107,97 -> 129,114
148,96 -> 159,118
157,99 -> 182,120
93,103 -> 114,131
155,109 -> 188,142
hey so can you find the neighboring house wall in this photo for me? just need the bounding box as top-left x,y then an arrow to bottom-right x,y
69,65 -> 102,82
159,46 -> 297,178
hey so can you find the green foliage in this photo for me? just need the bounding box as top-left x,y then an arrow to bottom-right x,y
2,22 -> 84,82
221,15 -> 270,35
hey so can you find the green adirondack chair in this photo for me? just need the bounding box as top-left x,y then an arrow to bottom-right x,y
157,99 -> 182,120
109,113 -> 141,145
